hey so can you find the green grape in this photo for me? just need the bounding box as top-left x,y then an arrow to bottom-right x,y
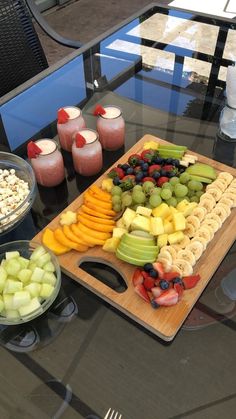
176,197 -> 185,203
149,194 -> 162,208
130,204 -> 139,211
187,189 -> 195,198
162,182 -> 174,192
122,193 -> 132,207
196,190 -> 204,198
161,188 -> 172,200
112,195 -> 121,205
166,197 -> 177,207
111,186 -> 122,196
113,203 -> 122,212
174,183 -> 188,197
132,190 -> 146,204
195,181 -> 203,191
179,172 -> 191,184
150,187 -> 162,195
133,184 -> 143,192
188,180 -> 203,191
145,203 -> 152,209
169,176 -> 180,186
142,181 -> 155,194
190,196 -> 199,203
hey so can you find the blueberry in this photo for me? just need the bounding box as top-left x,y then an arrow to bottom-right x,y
172,159 -> 180,167
149,269 -> 158,278
126,167 -> 134,175
135,172 -> 144,182
153,157 -> 163,164
141,162 -> 149,171
139,159 -> 145,165
160,169 -> 167,177
113,177 -> 121,185
143,263 -> 153,272
165,158 -> 173,164
168,171 -> 176,178
152,172 -> 160,179
172,277 -> 183,285
159,280 -> 170,290
151,300 -> 159,309
121,164 -> 130,171
142,171 -> 148,177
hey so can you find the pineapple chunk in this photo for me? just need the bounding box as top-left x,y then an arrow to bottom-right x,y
116,218 -> 126,229
136,206 -> 152,217
150,217 -> 164,235
165,214 -> 173,223
103,237 -> 120,253
143,141 -> 159,150
152,203 -> 171,219
181,202 -> 198,217
168,231 -> 184,245
101,178 -> 113,192
122,208 -> 136,229
163,220 -> 175,234
157,234 -> 168,248
131,215 -> 151,233
176,199 -> 189,212
112,227 -> 127,239
173,213 -> 186,231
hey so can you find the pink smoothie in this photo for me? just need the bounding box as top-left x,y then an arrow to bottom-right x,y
96,106 -> 125,151
72,129 -> 102,176
57,106 -> 86,152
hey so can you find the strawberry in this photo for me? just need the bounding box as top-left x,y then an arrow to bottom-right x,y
134,284 -> 150,303
162,165 -> 174,171
163,272 -> 181,281
142,177 -> 155,184
27,141 -> 42,159
148,164 -> 161,176
108,167 -> 125,179
157,176 -> 169,187
152,262 -> 164,279
93,104 -> 106,116
143,276 -> 155,290
141,149 -> 158,163
75,133 -> 86,148
151,286 -> 163,298
57,108 -> 69,124
151,288 -> 179,308
128,154 -> 141,166
182,274 -> 201,289
132,268 -> 144,287
133,165 -> 142,174
173,283 -> 184,298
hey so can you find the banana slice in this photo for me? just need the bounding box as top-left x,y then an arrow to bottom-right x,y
192,235 -> 208,250
218,172 -> 233,185
186,215 -> 201,230
173,259 -> 193,276
177,249 -> 196,266
218,197 -> 234,209
198,226 -> 213,241
205,212 -> 222,228
201,218 -> 219,233
186,240 -> 204,261
212,204 -> 228,221
160,245 -> 177,261
204,188 -> 222,202
178,235 -> 191,249
171,244 -> 182,252
199,198 -> 215,212
170,264 -> 182,276
159,250 -> 172,263
209,180 -> 227,192
216,203 -> 231,217
200,192 -> 216,204
184,222 -> 196,238
222,192 -> 236,207
191,206 -> 207,222
157,257 -> 172,272
226,187 -> 236,196
230,179 -> 236,187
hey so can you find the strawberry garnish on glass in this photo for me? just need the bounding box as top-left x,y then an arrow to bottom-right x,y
75,133 -> 86,148
27,141 -> 42,159
93,104 -> 106,116
57,108 -> 69,124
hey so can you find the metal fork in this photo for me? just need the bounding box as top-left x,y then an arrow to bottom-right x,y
104,407 -> 122,419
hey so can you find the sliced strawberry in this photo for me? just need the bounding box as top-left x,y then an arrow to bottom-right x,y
134,284 -> 150,303
93,104 -> 106,116
182,274 -> 201,289
157,176 -> 169,187
132,268 -> 144,287
27,141 -> 42,159
162,165 -> 174,171
151,288 -> 179,308
75,133 -> 86,148
57,108 -> 69,124
148,164 -> 161,176
173,283 -> 184,298
143,276 -> 155,290
151,286 -> 163,298
152,262 -> 164,279
163,272 -> 181,281
142,177 -> 155,184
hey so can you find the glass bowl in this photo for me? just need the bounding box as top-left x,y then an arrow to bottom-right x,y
0,152 -> 36,235
0,240 -> 61,325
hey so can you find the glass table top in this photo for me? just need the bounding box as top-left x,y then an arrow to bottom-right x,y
0,3 -> 236,418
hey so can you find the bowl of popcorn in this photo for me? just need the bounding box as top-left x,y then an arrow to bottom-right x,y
0,240 -> 61,324
0,152 -> 36,235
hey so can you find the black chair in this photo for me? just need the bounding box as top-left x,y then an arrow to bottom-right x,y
0,0 -> 82,97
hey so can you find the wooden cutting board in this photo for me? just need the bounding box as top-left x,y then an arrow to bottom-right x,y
34,134 -> 236,341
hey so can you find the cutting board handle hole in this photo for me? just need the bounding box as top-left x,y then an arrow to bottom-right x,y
78,257 -> 127,293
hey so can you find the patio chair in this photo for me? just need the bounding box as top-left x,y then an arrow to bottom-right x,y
0,0 -> 82,97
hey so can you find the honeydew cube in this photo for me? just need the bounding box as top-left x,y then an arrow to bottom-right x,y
102,237 -> 120,253
157,233 -> 168,248
131,215 -> 151,233
112,227 -> 127,239
1,259 -> 7,268
31,267 -> 45,283
30,246 -> 47,262
42,272 -> 57,286
150,217 -> 164,236
168,231 -> 184,245
28,261 -> 37,272
152,203 -> 171,219
4,279 -> 23,294
3,294 -> 14,310
5,309 -> 20,320
0,266 -> 7,292
40,283 -> 54,299
163,220 -> 175,234
122,208 -> 136,229
5,259 -> 21,277
18,256 -> 30,269
181,202 -> 198,217
5,251 -> 20,260
17,269 -> 32,284
116,218 -> 126,229
13,291 -> 31,309
136,206 -> 152,217
173,213 -> 186,231
36,252 -> 51,268
19,297 -> 42,317
24,283 -> 41,298
43,261 -> 56,273
0,298 -> 4,313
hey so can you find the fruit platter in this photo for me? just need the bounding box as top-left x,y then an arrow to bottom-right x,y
34,134 -> 236,341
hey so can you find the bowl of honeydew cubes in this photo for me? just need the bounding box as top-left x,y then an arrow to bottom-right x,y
0,241 -> 61,324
